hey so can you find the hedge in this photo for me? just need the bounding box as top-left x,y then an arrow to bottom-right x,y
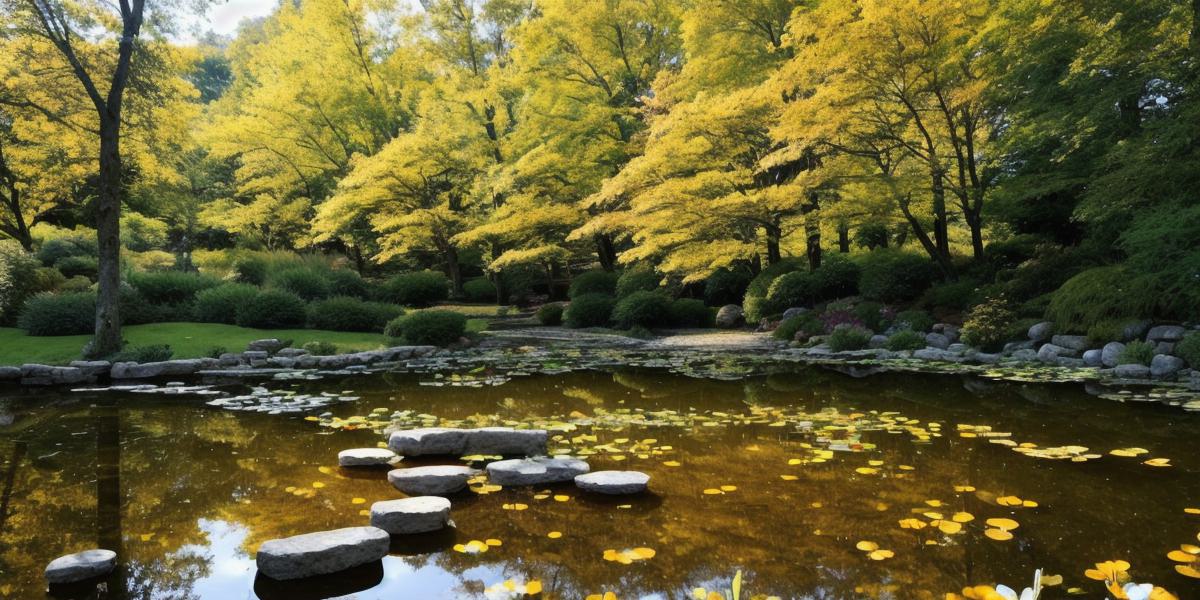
235,290 -> 308,329
384,310 -> 467,346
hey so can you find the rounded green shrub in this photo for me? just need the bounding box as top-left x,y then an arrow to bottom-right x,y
194,283 -> 260,324
55,255 -> 98,279
703,268 -> 752,307
308,296 -> 404,332
828,325 -> 873,352
885,329 -> 927,351
616,267 -> 660,297
893,309 -> 935,333
564,293 -> 615,328
568,270 -> 619,299
1046,266 -> 1154,333
270,267 -> 332,301
1118,340 -> 1156,366
384,310 -> 467,346
37,236 -> 96,266
463,277 -> 497,302
668,298 -> 713,328
960,296 -> 1017,351
774,313 -> 822,341
234,256 -> 268,285
811,255 -> 861,300
852,301 -> 890,333
378,271 -> 450,307
0,241 -> 43,325
920,279 -> 981,312
612,291 -> 672,329
858,250 -> 938,303
18,292 -> 95,336
1175,332 -> 1200,368
128,270 -> 221,305
60,275 -> 92,293
536,302 -> 564,326
766,271 -> 817,313
236,290 -> 307,329
327,269 -> 369,298
109,344 -> 174,363
302,340 -> 338,356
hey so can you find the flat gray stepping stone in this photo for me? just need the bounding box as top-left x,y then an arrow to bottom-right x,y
387,465 -> 479,495
256,526 -> 389,580
45,549 -> 117,584
465,427 -> 548,456
370,496 -> 451,534
388,428 -> 470,456
338,448 -> 400,467
486,457 -> 590,486
575,470 -> 650,495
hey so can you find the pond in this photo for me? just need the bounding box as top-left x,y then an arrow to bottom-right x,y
1,366 -> 1198,599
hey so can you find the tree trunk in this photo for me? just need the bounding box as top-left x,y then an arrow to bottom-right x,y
491,244 -> 509,305
837,223 -> 850,253
966,208 -> 985,260
764,219 -> 782,265
803,193 -> 821,270
931,169 -> 950,263
90,119 -> 123,357
898,196 -> 955,278
595,234 -> 617,272
445,246 -> 464,297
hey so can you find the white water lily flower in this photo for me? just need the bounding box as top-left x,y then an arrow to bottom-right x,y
1121,583 -> 1155,600
996,568 -> 1043,600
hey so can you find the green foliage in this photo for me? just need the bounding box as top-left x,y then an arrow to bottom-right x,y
765,271 -> 816,313
307,297 -> 403,332
128,270 -> 221,305
37,236 -> 96,266
194,284 -> 260,324
616,267 -> 660,298
745,258 -> 805,299
921,279 -> 981,313
961,296 -> 1018,352
235,290 -> 308,329
828,325 -> 873,352
205,346 -> 228,359
234,256 -> 269,285
854,223 -> 891,250
1118,340 -> 1156,366
384,310 -> 467,346
857,250 -> 938,303
270,267 -> 332,301
564,293 -> 615,328
774,313 -> 822,341
327,269 -> 369,299
536,302 -> 565,326
852,301 -> 890,333
625,325 -> 654,339
55,255 -> 98,280
1175,333 -> 1200,369
812,256 -> 861,301
704,268 -> 752,307
612,291 -> 672,329
18,292 -> 95,336
60,275 -> 92,292
1000,245 -> 1099,304
668,298 -> 713,328
985,235 -> 1044,271
377,271 -> 451,307
302,340 -> 339,356
1086,320 -> 1127,347
1046,266 -> 1153,333
569,270 -> 619,299
463,277 -> 497,302
1119,203 -> 1200,320
894,310 -> 935,333
0,241 -> 43,325
885,329 -> 927,351
108,344 -> 174,363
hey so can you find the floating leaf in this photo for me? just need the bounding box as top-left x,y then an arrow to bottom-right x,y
351,497 -> 366,505
1143,458 -> 1172,467
937,520 -> 963,534
856,541 -> 879,552
868,549 -> 894,560
951,512 -> 975,523
1177,564 -> 1200,579
1109,447 -> 1149,457
1084,560 -> 1130,581
1167,550 -> 1196,563
547,531 -> 562,539
984,528 -> 1013,541
855,467 -> 879,475
985,518 -> 1019,531
553,495 -> 570,502
719,485 -> 737,492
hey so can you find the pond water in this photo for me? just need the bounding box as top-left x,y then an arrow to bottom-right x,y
1,366 -> 1199,599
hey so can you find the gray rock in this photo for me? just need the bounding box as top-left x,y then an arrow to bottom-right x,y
20,364 -> 89,386
387,465 -> 479,495
913,348 -> 962,362
1002,340 -> 1036,353
466,427 -> 548,456
1114,364 -> 1150,379
781,307 -> 809,321
1028,321 -> 1054,342
110,359 -> 213,379
1154,341 -> 1176,356
338,448 -> 400,467
388,428 -> 470,456
256,526 -> 389,581
247,338 -> 290,354
242,350 -> 269,361
45,549 -> 117,584
1150,354 -> 1185,380
0,366 -> 20,381
276,348 -> 310,358
1146,325 -> 1186,343
868,335 -> 888,349
1190,370 -> 1200,391
69,361 -> 112,377
369,497 -> 451,534
1036,344 -> 1076,363
575,470 -> 650,495
1056,357 -> 1085,368
940,325 -> 960,343
715,305 -> 745,329
1051,335 -> 1090,351
972,352 -> 1002,364
1010,348 -> 1038,362
1121,320 -> 1152,342
1082,349 -> 1103,367
924,333 -> 950,349
486,457 -> 590,486
947,343 -> 969,354
217,353 -> 242,367
1101,342 -> 1126,368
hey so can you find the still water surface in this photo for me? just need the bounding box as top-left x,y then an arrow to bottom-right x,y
1,367 -> 1199,599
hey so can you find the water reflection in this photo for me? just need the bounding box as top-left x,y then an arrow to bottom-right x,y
0,368 -> 1198,599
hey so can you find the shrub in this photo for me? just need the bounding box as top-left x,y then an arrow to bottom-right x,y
984,234 -> 1044,271
569,270 -> 619,299
858,250 -> 938,303
37,235 -> 96,266
960,295 -> 1017,351
886,329 -> 927,351
811,255 -> 860,300
564,293 -> 614,328
60,275 -> 92,292
921,279 -> 981,313
854,222 -> 891,250
109,344 -> 174,363
302,340 -> 338,356
616,267 -> 660,297
378,271 -> 450,307
55,255 -> 98,279
0,241 -> 42,324
1003,317 -> 1042,343
704,268 -> 752,307
384,310 -> 467,346
894,310 -> 935,333
1086,320 -> 1127,347
852,301 -> 891,333
1120,203 -> 1200,320
234,256 -> 268,285
308,296 -> 403,332
270,267 -> 332,301
327,269 -> 369,299
194,283 -> 260,324
626,325 -> 654,339
766,271 -> 817,313
774,313 -> 822,341
612,291 -> 672,329
463,277 -> 496,302
668,298 -> 713,328
205,346 -> 228,359
128,270 -> 220,305
744,258 -> 808,321
236,290 -> 307,329
1001,244 -> 1099,304
18,292 -> 95,335
820,308 -> 864,334
828,325 -> 873,351
1045,266 -> 1153,333
536,302 -> 565,326
1176,333 -> 1200,368
1118,340 -> 1156,366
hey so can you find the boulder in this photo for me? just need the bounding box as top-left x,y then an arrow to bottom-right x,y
781,307 -> 809,321
575,470 -> 650,495
486,457 -> 590,486
1050,335 -> 1089,352
924,333 -> 950,350
1027,321 -> 1054,343
972,352 -> 1002,364
1150,354 -> 1185,380
1082,349 -> 1103,367
0,366 -> 20,381
45,549 -> 117,584
338,448 -> 400,467
465,428 -> 548,456
1154,341 -> 1176,356
913,348 -> 962,362
369,497 -> 451,534
1101,342 -> 1126,368
69,361 -> 112,377
1121,321 -> 1152,342
940,325 -> 961,343
947,343 -> 969,354
868,335 -> 889,349
247,339 -> 290,354
217,353 -> 243,367
1114,364 -> 1150,379
110,359 -> 213,379
20,364 -> 89,386
276,348 -> 310,358
1056,357 -> 1085,368
1036,344 -> 1075,363
267,357 -> 297,369
1002,340 -> 1036,353
387,465 -> 479,495
715,305 -> 745,329
388,428 -> 470,456
1146,325 -> 1186,343
256,526 -> 390,581
1010,348 -> 1038,362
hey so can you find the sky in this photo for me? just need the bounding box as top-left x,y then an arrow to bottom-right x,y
177,0 -> 423,44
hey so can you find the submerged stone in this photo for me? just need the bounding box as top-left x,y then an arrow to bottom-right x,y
575,470 -> 650,495
387,465 -> 479,495
256,526 -> 389,581
45,549 -> 117,584
338,448 -> 400,467
369,496 -> 451,534
486,457 -> 590,486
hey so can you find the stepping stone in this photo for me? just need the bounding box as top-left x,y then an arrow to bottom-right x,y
387,427 -> 548,456
370,497 -> 451,534
486,457 -> 590,486
45,549 -> 117,584
575,471 -> 650,495
388,428 -> 470,456
256,526 -> 390,581
338,448 -> 400,467
387,465 -> 479,495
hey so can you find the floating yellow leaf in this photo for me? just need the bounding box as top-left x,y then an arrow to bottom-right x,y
1177,564 -> 1200,579
954,485 -> 976,492
923,511 -> 945,521
856,540 -> 879,552
937,520 -> 963,534
925,500 -> 943,507
1041,574 -> 1064,586
1168,550 -> 1197,563
311,482 -> 325,489
868,549 -> 894,560
453,540 -> 490,554
855,467 -> 879,475
1185,508 -> 1200,515
1084,560 -> 1131,581
1181,544 -> 1200,554
553,495 -> 570,502
703,488 -> 723,495
984,528 -> 1013,541
898,518 -> 927,530
533,493 -> 550,500
358,509 -> 369,516
951,512 -> 975,523
985,518 -> 1019,531
139,533 -> 154,542
547,531 -> 562,539
719,485 -> 737,492
317,466 -> 333,475
997,495 -> 1023,507
485,538 -> 502,547
525,580 -> 543,595
1109,447 -> 1149,457
663,461 -> 681,467
868,460 -> 884,466
780,475 -> 799,481
502,503 -> 529,511
1143,458 -> 1172,467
